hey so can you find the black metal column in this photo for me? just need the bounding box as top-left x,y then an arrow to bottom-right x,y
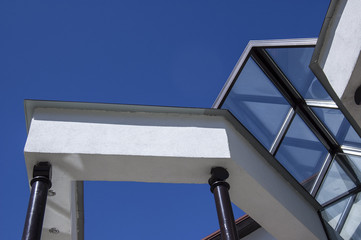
22,162 -> 52,240
209,167 -> 239,240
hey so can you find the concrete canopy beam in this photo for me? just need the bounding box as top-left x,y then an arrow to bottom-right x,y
24,100 -> 327,240
311,0 -> 361,135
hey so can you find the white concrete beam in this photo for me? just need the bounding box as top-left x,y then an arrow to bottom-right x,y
311,0 -> 361,132
24,102 -> 327,240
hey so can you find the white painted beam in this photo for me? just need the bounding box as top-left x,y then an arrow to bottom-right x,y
24,101 -> 327,240
311,0 -> 361,133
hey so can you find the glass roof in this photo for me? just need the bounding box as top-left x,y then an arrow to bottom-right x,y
316,159 -> 356,204
218,41 -> 361,240
312,107 -> 361,149
222,57 -> 290,149
266,47 -> 331,100
275,114 -> 328,192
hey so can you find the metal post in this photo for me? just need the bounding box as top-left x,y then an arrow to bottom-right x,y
22,162 -> 52,240
209,167 -> 239,240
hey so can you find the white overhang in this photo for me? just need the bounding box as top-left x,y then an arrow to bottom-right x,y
311,0 -> 361,136
24,100 -> 327,240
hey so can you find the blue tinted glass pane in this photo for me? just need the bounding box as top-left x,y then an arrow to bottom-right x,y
340,193 -> 361,240
266,47 -> 331,100
312,107 -> 361,148
348,155 -> 361,181
316,159 -> 356,204
345,127 -> 361,149
322,196 -> 350,229
222,58 -> 290,150
275,114 -> 328,192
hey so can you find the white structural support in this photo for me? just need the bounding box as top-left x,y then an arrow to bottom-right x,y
311,0 -> 361,133
24,100 -> 327,240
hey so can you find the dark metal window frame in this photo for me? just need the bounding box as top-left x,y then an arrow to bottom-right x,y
212,39 -> 361,239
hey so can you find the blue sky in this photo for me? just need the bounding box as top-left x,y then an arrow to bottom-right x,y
0,1 -> 329,239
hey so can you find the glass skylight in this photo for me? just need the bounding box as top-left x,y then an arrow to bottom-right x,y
275,114 -> 328,191
322,197 -> 350,229
222,57 -> 290,150
217,41 -> 361,240
316,158 -> 356,204
340,193 -> 361,239
312,107 -> 361,148
266,47 -> 331,100
348,155 -> 361,180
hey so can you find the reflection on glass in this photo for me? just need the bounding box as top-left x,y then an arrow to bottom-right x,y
222,57 -> 290,150
275,114 -> 328,192
341,193 -> 361,240
322,197 -> 350,229
266,47 -> 331,100
311,107 -> 361,148
345,127 -> 361,149
316,159 -> 355,204
348,155 -> 361,182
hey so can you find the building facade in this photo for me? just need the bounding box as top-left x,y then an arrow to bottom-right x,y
23,0 -> 361,239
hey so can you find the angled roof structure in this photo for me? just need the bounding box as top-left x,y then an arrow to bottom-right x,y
204,0 -> 361,238
24,99 -> 326,240
209,36 -> 361,239
23,1 -> 361,239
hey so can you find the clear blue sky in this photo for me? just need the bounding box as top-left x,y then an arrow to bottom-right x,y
0,1 -> 329,239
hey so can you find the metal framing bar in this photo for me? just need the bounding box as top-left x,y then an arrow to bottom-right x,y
342,146 -> 361,157
224,110 -> 323,211
311,153 -> 333,197
269,107 -> 295,155
251,49 -> 300,108
214,40 -> 342,203
212,38 -> 317,109
335,154 -> 361,186
323,185 -> 361,209
305,100 -> 338,108
335,194 -> 356,233
254,48 -> 339,153
211,39 -> 361,238
335,118 -> 352,147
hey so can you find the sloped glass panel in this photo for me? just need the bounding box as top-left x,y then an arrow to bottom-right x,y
316,159 -> 356,204
275,114 -> 328,192
341,193 -> 361,240
345,127 -> 361,149
322,197 -> 350,229
311,107 -> 361,148
266,47 -> 331,100
222,57 -> 290,150
348,155 -> 361,182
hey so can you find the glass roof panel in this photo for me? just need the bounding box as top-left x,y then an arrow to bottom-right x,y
347,155 -> 361,182
340,193 -> 361,240
266,47 -> 331,100
221,44 -> 361,217
344,128 -> 361,149
218,42 -> 361,240
222,57 -> 290,149
316,159 -> 356,204
275,114 -> 328,192
321,196 -> 350,229
311,107 -> 361,148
